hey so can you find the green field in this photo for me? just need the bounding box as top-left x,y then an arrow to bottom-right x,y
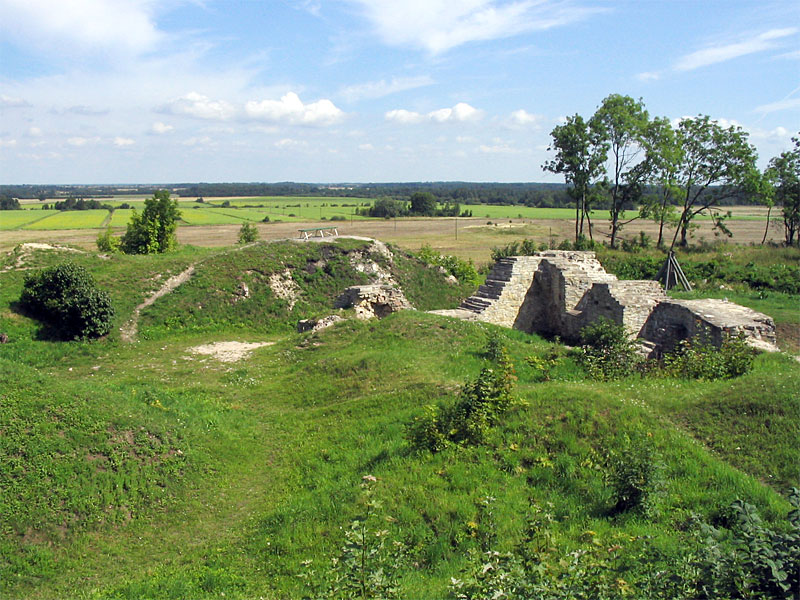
22,210 -> 109,230
0,239 -> 798,599
0,210 -> 58,230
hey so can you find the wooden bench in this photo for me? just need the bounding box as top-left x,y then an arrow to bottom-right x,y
298,226 -> 339,240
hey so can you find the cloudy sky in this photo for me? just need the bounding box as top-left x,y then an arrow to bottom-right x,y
1,0 -> 798,184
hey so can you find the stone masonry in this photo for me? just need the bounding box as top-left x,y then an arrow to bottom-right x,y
458,251 -> 778,354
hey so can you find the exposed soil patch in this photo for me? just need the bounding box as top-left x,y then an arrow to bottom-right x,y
189,341 -> 275,362
120,265 -> 196,342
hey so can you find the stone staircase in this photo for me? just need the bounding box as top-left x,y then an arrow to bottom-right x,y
460,256 -> 543,327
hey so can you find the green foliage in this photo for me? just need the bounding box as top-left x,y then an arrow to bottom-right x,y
578,318 -> 641,381
237,222 -> 259,244
369,197 -> 408,218
0,194 -> 21,210
490,238 -> 539,261
662,332 -> 756,380
409,191 -> 437,216
407,337 -> 516,452
766,133 -> 800,246
698,490 -> 800,599
299,477 -> 405,599
120,189 -> 180,254
19,262 -> 114,339
96,226 -> 121,252
416,244 -> 480,286
606,431 -> 660,515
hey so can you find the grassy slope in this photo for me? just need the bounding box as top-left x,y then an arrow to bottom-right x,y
0,241 -> 797,599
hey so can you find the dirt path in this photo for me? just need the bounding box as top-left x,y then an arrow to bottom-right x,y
120,265 -> 196,342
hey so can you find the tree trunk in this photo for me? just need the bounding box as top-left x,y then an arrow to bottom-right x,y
761,205 -> 772,245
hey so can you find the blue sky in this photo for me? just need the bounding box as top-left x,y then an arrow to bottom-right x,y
1,0 -> 798,184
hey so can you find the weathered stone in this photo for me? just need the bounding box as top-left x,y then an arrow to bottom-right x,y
297,315 -> 344,333
454,250 -> 778,354
0,333 -> 8,344
334,285 -> 414,320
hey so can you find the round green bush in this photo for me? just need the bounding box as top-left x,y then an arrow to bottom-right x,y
19,262 -> 114,339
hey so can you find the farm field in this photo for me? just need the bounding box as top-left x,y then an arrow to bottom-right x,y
21,209 -> 109,230
0,238 -> 797,599
0,210 -> 58,230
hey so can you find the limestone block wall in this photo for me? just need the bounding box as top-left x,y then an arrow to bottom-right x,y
460,256 -> 544,328
640,299 -> 777,354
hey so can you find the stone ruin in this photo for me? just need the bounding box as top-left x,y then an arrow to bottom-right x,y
334,285 -> 414,320
445,251 -> 777,356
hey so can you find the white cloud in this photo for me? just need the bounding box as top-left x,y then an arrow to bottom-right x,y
163,92 -> 237,121
358,143 -> 375,151
113,137 -> 135,146
274,138 -> 307,149
479,143 -> 518,154
509,109 -> 540,126
386,102 -> 482,124
754,97 -> 800,114
67,136 -> 100,146
350,0 -> 602,54
182,136 -> 212,147
674,28 -> 798,72
151,121 -> 174,134
430,102 -> 482,122
385,108 -> 425,124
339,75 -> 434,102
0,0 -> 161,57
28,127 -> 43,137
0,138 -> 18,148
245,92 -> 344,125
636,71 -> 661,82
0,94 -> 30,107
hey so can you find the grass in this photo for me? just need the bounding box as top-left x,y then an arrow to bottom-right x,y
23,210 -> 110,230
0,240 -> 798,599
0,210 -> 59,229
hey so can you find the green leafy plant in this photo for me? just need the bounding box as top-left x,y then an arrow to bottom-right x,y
299,476 -> 405,599
96,226 -> 120,253
237,222 -> 259,244
605,431 -> 661,515
662,332 -> 756,380
19,262 -> 114,339
578,318 -> 641,381
120,189 -> 180,254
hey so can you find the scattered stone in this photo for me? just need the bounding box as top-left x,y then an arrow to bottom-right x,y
0,333 -> 8,343
233,281 -> 250,302
297,315 -> 344,333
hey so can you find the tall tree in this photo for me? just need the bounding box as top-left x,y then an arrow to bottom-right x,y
669,116 -> 757,249
766,134 -> 800,246
637,117 -> 682,248
543,114 -> 607,242
590,94 -> 649,248
120,190 -> 181,254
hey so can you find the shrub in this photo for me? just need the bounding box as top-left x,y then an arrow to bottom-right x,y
578,318 -> 641,381
19,263 -> 114,339
606,432 -> 660,515
96,227 -> 120,252
407,340 -> 516,452
662,332 -> 756,380
237,222 -> 259,244
416,244 -> 480,286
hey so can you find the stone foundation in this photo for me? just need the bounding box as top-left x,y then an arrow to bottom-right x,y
335,285 -> 414,320
458,251 -> 778,353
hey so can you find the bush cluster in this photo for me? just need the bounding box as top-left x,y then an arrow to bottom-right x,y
19,263 -> 114,339
662,332 -> 756,380
417,244 -> 481,286
407,334 -> 516,452
578,318 -> 642,381
237,222 -> 259,244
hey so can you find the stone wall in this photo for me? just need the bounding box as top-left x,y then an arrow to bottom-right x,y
456,250 -> 778,353
334,285 -> 414,319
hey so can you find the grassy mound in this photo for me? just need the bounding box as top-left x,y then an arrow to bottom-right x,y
0,241 -> 797,599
